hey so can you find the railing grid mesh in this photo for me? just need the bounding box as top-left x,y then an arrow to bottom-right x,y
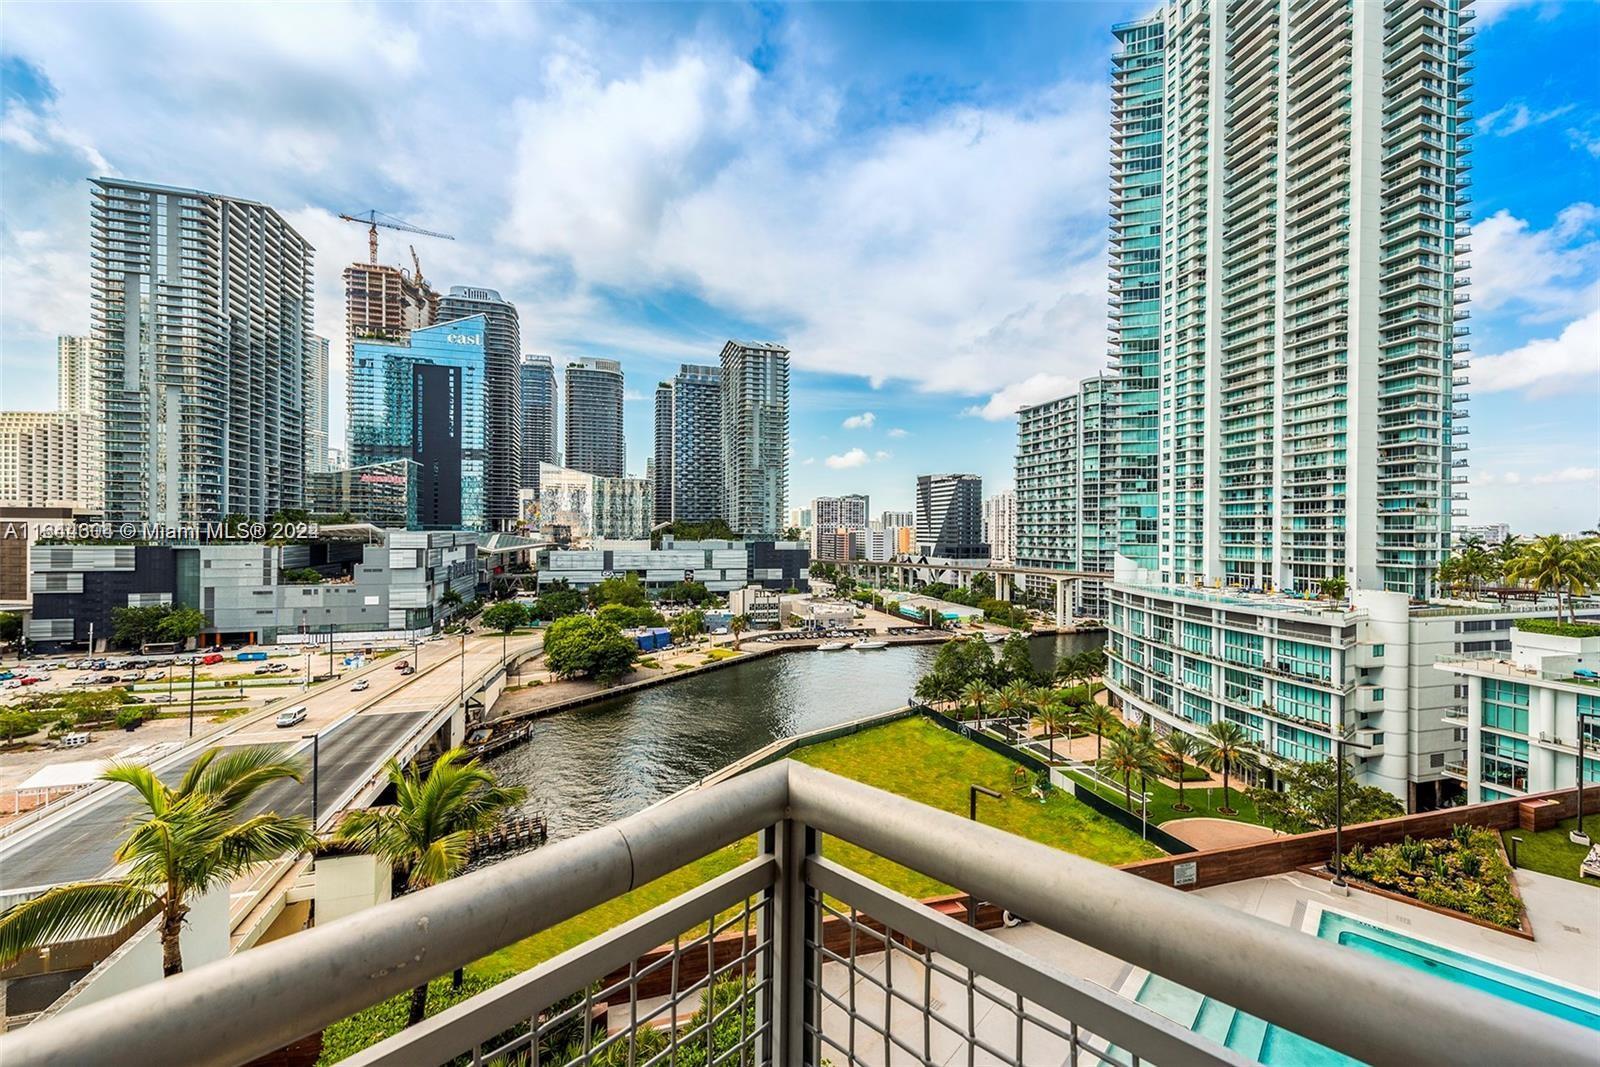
802,891 -> 1136,1066
466,892 -> 771,1066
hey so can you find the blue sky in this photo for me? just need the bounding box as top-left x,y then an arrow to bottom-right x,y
1,0 -> 1596,528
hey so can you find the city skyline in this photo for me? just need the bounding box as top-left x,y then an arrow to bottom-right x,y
1,2 -> 1596,526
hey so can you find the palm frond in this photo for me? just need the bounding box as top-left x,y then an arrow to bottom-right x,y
409,830 -> 474,889
217,813 -> 315,872
0,882 -> 158,966
101,763 -> 169,816
186,746 -> 305,810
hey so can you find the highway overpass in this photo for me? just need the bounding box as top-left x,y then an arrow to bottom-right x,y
0,634 -> 539,895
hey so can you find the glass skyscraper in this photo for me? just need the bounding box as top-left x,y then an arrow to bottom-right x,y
437,287 -> 520,528
520,355 -> 558,492
349,316 -> 487,529
565,358 -> 626,477
719,341 -> 789,537
90,178 -> 314,524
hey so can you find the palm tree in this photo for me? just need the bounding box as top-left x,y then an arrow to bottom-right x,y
1504,534 -> 1599,623
0,747 -> 311,977
1081,703 -> 1121,766
728,614 -> 749,650
1031,696 -> 1069,765
334,748 -> 526,1021
1491,535 -> 1524,584
994,680 -> 1031,722
960,679 -> 993,722
1097,728 -> 1159,813
1160,730 -> 1202,812
1195,720 -> 1261,816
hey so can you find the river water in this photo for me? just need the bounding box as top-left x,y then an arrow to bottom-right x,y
486,632 -> 1103,840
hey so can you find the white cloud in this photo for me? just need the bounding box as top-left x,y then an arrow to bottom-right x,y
886,427 -> 909,438
824,448 -> 869,469
841,411 -> 876,430
1531,466 -> 1600,486
1475,307 -> 1600,397
873,450 -> 891,461
801,457 -> 815,466
1474,0 -> 1545,27
962,372 -> 1079,420
1477,101 -> 1575,137
1568,126 -> 1600,159
1469,204 -> 1600,318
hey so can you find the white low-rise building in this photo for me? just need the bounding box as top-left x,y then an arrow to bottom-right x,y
1104,556 -> 1599,810
1435,623 -> 1600,805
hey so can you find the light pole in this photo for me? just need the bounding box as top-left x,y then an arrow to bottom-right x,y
1575,708 -> 1598,845
302,732 -> 321,830
459,628 -> 467,720
187,660 -> 197,738
326,626 -> 335,680
967,785 -> 1002,926
1331,728 -> 1375,890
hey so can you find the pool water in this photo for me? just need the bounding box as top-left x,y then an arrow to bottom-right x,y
1130,909 -> 1600,1063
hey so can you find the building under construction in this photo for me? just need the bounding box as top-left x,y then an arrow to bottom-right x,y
342,262 -> 438,347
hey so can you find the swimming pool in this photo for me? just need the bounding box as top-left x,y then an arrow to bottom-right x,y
1129,907 -> 1600,1063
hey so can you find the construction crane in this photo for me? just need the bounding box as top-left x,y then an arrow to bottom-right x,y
336,209 -> 454,266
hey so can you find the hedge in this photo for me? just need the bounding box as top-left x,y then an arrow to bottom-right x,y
1514,618 -> 1600,638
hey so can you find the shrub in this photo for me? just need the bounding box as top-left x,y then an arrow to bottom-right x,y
1340,827 -> 1522,929
1514,618 -> 1600,638
115,706 -> 147,731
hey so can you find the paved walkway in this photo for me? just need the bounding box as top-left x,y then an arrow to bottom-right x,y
1161,816 -> 1278,850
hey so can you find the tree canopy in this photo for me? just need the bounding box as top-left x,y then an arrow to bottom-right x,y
1249,759 -> 1404,835
543,616 -> 638,684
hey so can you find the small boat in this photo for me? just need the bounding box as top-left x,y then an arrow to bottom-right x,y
983,633 -> 1007,645
817,641 -> 851,652
851,640 -> 889,650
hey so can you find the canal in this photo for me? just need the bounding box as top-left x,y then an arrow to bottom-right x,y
486,631 -> 1104,840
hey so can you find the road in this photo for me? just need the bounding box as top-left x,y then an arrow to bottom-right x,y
0,633 -> 537,893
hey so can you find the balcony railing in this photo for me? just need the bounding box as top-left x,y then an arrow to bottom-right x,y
1,762 -> 1589,1067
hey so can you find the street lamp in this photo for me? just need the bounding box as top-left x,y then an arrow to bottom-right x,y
1575,707 -> 1598,845
967,785 -> 1002,926
302,732 -> 321,830
187,659 -> 197,738
1331,727 -> 1376,890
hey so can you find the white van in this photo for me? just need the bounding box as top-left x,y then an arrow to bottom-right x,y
275,706 -> 309,728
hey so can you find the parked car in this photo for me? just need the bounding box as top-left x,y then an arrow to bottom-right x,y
253,666 -> 274,675
275,706 -> 308,728
71,676 -> 97,686
143,669 -> 166,681
266,663 -> 291,674
18,677 -> 42,686
97,674 -> 119,684
3,681 -> 19,690
351,678 -> 370,692
201,653 -> 224,665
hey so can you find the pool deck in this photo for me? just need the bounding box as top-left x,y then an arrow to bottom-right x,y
1196,868 -> 1600,994
811,867 -> 1600,1062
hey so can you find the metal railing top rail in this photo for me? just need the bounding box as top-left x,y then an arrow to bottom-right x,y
3,761 -> 1594,1067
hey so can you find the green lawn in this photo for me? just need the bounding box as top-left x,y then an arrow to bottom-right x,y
469,716 -> 1160,979
1056,749 -> 1264,828
1505,817 -> 1600,887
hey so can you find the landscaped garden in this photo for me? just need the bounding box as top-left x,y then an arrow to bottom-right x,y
1504,816 -> 1600,887
1340,826 -> 1524,929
